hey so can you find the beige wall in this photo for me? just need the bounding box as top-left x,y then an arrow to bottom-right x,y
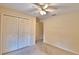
43,12 -> 79,54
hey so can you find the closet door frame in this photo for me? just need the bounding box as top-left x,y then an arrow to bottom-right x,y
0,13 -> 35,54
0,13 -> 2,54
1,13 -> 4,54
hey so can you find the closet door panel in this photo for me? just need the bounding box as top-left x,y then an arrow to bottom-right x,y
23,19 -> 30,46
18,18 -> 28,49
24,19 -> 34,46
2,15 -> 18,53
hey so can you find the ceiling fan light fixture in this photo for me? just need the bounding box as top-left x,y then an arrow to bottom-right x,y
40,10 -> 46,15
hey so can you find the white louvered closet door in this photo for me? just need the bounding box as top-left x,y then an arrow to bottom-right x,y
18,18 -> 29,49
2,15 -> 18,53
23,19 -> 35,46
27,20 -> 35,46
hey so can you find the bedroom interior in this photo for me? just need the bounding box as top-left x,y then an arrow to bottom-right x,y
0,3 -> 79,55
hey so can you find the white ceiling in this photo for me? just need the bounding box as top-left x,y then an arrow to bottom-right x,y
0,3 -> 79,19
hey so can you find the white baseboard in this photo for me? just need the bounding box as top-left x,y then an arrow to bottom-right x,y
44,42 -> 79,55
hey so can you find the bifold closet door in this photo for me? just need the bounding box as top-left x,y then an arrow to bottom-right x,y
18,18 -> 29,49
2,15 -> 18,53
27,20 -> 34,46
23,19 -> 34,46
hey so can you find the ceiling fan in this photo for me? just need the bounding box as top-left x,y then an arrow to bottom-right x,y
33,3 -> 57,15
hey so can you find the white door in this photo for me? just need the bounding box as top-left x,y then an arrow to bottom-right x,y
24,19 -> 34,46
23,19 -> 29,46
2,15 -> 18,53
18,18 -> 29,49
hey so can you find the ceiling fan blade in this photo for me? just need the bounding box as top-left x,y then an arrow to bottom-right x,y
48,5 -> 69,9
43,4 -> 48,9
47,6 -> 58,9
33,3 -> 40,6
32,4 -> 42,11
45,8 -> 56,12
33,3 -> 43,7
48,3 -> 58,6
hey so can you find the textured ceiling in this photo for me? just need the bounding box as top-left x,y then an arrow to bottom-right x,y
0,3 -> 79,19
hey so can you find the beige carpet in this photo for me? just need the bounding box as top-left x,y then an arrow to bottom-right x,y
5,45 -> 47,55
5,40 -> 75,55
